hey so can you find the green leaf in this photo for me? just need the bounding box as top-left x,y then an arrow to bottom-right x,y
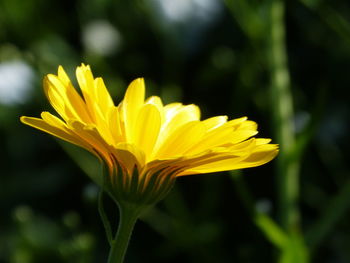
279,233 -> 309,263
255,213 -> 288,249
60,141 -> 102,186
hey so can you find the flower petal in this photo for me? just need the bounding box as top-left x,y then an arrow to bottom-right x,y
45,74 -> 92,123
119,78 -> 145,142
155,121 -> 206,158
114,143 -> 145,173
75,64 -> 98,121
180,144 -> 279,175
94,77 -> 115,112
20,115 -> 92,152
134,104 -> 161,159
156,104 -> 201,148
68,120 -> 113,167
202,115 -> 228,131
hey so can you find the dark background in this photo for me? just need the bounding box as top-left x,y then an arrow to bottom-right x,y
0,0 -> 349,262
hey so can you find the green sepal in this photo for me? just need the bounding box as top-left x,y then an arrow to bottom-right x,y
102,160 -> 177,208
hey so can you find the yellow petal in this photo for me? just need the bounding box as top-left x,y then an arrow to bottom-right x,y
163,103 -> 182,119
156,104 -> 201,148
134,104 -> 161,159
205,138 -> 257,155
76,64 -> 95,97
164,103 -> 200,120
255,138 -> 272,145
225,138 -> 257,152
20,116 -> 91,151
68,120 -> 112,167
173,151 -> 246,176
236,120 -> 258,131
145,96 -> 164,123
108,106 -> 125,144
185,126 -> 258,155
155,121 -> 206,158
40,112 -> 68,130
179,155 -> 247,175
93,103 -> 115,146
120,78 -> 145,141
76,64 -> 97,121
45,74 -> 91,123
43,76 -> 67,119
180,144 -> 279,175
236,144 -> 279,168
94,77 -> 114,112
223,117 -> 248,129
113,143 -> 145,173
202,116 -> 228,131
145,96 -> 163,109
57,65 -> 72,87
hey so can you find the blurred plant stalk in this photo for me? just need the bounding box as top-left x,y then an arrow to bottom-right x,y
225,0 -> 309,261
269,0 -> 300,233
269,1 -> 309,262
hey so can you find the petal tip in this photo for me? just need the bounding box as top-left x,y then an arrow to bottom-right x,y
19,116 -> 27,124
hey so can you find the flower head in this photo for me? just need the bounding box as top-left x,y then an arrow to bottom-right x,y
21,64 -> 278,205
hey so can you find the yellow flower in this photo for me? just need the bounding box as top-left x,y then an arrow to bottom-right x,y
21,64 -> 278,205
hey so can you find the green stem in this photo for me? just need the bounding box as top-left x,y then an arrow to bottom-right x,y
107,203 -> 141,263
99,189 -> 113,245
269,0 -> 299,232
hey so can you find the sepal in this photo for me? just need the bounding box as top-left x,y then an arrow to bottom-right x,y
103,158 -> 177,207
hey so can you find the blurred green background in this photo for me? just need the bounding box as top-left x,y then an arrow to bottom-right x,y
1,0 -> 350,262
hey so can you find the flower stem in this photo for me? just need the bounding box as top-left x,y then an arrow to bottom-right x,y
107,203 -> 141,263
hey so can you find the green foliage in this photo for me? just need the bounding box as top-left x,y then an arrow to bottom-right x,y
2,207 -> 95,263
1,0 -> 350,262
